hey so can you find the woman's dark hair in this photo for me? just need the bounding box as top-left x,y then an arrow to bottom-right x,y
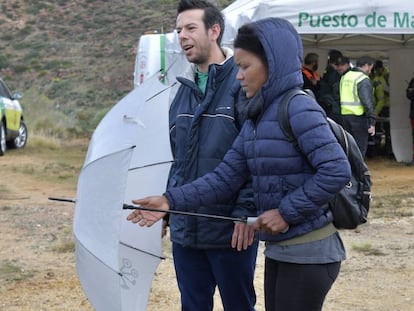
177,0 -> 225,45
234,24 -> 268,67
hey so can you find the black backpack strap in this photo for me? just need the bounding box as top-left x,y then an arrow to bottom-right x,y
326,118 -> 349,157
278,88 -> 308,153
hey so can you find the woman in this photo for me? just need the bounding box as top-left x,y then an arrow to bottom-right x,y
128,18 -> 351,311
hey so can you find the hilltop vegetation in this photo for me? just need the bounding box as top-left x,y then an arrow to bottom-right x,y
0,0 -> 232,137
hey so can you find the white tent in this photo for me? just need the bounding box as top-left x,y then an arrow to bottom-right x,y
134,0 -> 414,162
221,0 -> 414,162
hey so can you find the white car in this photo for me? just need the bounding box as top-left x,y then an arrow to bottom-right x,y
0,78 -> 28,156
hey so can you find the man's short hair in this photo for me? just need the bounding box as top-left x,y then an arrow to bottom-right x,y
338,56 -> 350,65
374,60 -> 384,69
328,49 -> 343,65
356,56 -> 375,67
304,53 -> 319,65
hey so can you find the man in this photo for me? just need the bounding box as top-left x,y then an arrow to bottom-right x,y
318,49 -> 343,123
340,56 -> 376,156
163,1 -> 258,310
302,52 -> 320,97
332,56 -> 351,125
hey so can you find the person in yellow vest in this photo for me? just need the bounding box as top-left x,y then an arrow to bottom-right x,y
372,60 -> 390,117
340,56 -> 376,157
371,60 -> 392,156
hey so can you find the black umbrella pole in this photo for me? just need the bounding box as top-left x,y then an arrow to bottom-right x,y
123,204 -> 257,224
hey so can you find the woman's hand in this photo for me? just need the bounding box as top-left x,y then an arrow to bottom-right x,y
126,195 -> 170,227
252,209 -> 289,234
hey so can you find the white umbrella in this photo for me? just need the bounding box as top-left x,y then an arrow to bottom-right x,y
47,71 -> 260,310
73,74 -> 173,311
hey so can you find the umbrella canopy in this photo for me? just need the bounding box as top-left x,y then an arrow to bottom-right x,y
73,74 -> 174,310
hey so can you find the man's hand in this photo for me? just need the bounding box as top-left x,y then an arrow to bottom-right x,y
231,222 -> 255,251
368,125 -> 376,136
126,195 -> 170,227
252,209 -> 289,234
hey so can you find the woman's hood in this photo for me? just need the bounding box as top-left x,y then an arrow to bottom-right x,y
251,18 -> 304,104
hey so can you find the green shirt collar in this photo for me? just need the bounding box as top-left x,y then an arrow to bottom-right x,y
195,67 -> 209,94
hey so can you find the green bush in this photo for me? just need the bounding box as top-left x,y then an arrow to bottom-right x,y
12,64 -> 30,73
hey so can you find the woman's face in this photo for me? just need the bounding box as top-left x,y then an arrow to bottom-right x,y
234,48 -> 268,98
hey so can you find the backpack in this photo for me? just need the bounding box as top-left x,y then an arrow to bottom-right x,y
278,88 -> 372,229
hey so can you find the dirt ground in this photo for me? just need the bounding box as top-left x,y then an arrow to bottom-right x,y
0,141 -> 413,311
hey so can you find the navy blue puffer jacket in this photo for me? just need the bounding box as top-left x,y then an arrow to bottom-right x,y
165,18 -> 351,242
168,49 -> 255,248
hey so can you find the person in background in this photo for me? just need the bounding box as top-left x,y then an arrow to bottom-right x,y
371,60 -> 392,156
318,49 -> 343,123
372,60 -> 390,118
406,76 -> 414,163
332,56 -> 351,125
302,52 -> 320,97
340,56 -> 376,157
156,1 -> 258,310
128,17 -> 351,311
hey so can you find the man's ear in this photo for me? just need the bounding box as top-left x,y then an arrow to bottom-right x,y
209,23 -> 221,42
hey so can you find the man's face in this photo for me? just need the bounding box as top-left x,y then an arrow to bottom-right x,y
337,63 -> 349,75
375,67 -> 384,76
363,64 -> 374,75
176,9 -> 215,66
331,62 -> 340,72
312,60 -> 318,71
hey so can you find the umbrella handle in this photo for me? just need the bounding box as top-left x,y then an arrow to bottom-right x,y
246,217 -> 289,233
245,217 -> 257,226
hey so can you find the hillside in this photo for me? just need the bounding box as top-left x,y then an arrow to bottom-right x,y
0,0 -> 232,137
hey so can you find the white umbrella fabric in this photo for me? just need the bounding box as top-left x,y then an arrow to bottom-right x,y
73,74 -> 174,311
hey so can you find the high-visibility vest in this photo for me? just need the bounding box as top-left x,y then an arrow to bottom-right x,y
340,71 -> 368,116
372,74 -> 390,115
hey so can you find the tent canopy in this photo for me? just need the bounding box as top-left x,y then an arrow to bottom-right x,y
222,0 -> 414,48
221,0 -> 414,162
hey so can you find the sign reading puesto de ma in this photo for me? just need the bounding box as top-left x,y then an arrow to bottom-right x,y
298,11 -> 414,29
